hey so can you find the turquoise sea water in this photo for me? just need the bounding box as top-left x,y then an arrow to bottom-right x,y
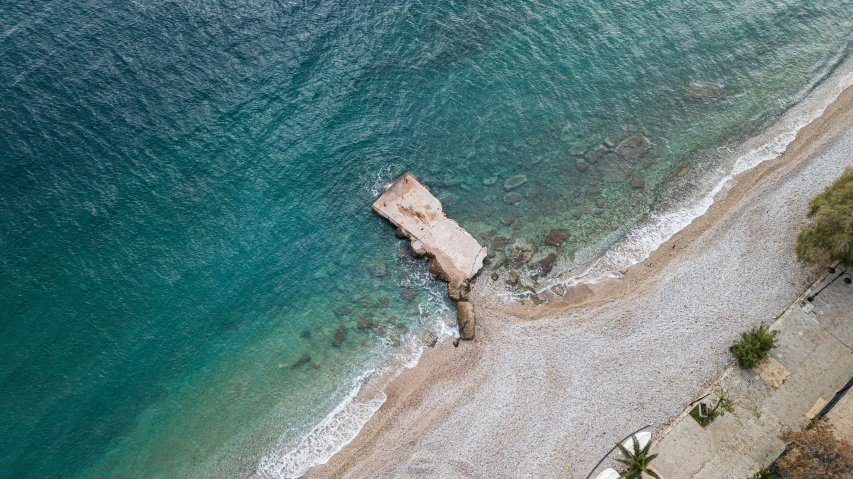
2,1 -> 852,477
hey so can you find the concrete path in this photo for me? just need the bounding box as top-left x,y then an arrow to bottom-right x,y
651,270 -> 853,479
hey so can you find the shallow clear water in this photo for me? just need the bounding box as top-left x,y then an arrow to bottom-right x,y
1,1 -> 852,478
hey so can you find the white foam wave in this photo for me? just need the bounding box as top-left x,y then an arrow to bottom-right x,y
544,54 -> 853,290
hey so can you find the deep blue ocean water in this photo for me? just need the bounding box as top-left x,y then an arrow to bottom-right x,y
2,1 -> 852,477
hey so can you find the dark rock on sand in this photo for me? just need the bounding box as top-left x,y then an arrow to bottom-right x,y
584,185 -> 602,196
545,228 -> 570,247
299,329 -> 312,340
292,353 -> 312,369
631,175 -> 646,189
491,272 -> 499,281
332,327 -> 347,347
615,135 -> 651,163
678,163 -> 691,177
457,301 -> 476,340
537,253 -> 557,275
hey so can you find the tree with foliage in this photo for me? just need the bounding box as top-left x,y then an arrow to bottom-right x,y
707,386 -> 735,420
796,166 -> 853,267
615,436 -> 660,479
777,418 -> 853,479
732,324 -> 778,369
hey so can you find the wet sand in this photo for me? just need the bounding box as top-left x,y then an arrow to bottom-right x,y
303,84 -> 853,479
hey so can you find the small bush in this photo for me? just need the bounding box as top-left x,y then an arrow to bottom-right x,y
732,325 -> 778,369
748,466 -> 774,479
796,166 -> 853,267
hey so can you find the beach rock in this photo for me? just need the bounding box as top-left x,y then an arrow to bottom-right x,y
545,228 -> 570,247
420,330 -> 438,348
537,253 -> 557,275
400,287 -> 420,302
576,159 -> 590,172
448,282 -> 469,301
482,176 -> 498,186
585,144 -> 609,163
292,353 -> 312,369
503,175 -> 528,190
513,249 -> 532,264
678,163 -> 691,177
457,301 -> 476,340
500,213 -> 519,226
687,81 -> 724,101
491,235 -> 509,250
553,284 -> 566,297
598,153 -> 633,182
508,270 -> 520,285
631,175 -> 646,188
409,240 -> 427,257
615,135 -> 651,163
503,192 -> 522,204
332,327 -> 347,347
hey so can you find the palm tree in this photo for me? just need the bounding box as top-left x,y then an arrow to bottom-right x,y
615,436 -> 660,479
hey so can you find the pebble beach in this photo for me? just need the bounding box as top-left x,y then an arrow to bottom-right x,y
303,79 -> 853,478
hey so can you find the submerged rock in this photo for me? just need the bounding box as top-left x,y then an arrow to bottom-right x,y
292,353 -> 312,369
356,317 -> 375,329
503,192 -> 522,204
491,235 -> 509,250
687,81 -> 724,101
482,176 -> 498,186
400,287 -> 420,302
615,135 -> 651,163
569,142 -> 588,156
598,153 -> 633,182
537,252 -> 557,275
503,175 -> 528,190
420,330 -> 438,348
457,301 -> 476,340
545,228 -> 570,247
576,159 -> 590,172
500,212 -> 519,226
631,175 -> 646,189
299,329 -> 312,339
332,327 -> 347,347
585,144 -> 609,163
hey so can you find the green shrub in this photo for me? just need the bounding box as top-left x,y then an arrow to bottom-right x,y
732,325 -> 778,369
748,466 -> 774,479
796,166 -> 853,267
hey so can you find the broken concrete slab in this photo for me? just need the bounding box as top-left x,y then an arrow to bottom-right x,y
373,172 -> 487,290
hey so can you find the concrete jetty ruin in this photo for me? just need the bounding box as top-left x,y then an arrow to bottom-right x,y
373,172 -> 487,339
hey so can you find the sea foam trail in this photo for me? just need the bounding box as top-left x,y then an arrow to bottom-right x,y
546,54 -> 853,291
256,266 -> 455,479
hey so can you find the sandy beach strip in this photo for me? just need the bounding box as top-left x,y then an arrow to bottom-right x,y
302,82 -> 853,479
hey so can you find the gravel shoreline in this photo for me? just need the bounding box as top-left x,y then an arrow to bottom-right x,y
302,82 -> 853,479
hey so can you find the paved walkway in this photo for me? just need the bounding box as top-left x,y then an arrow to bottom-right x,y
650,269 -> 853,479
